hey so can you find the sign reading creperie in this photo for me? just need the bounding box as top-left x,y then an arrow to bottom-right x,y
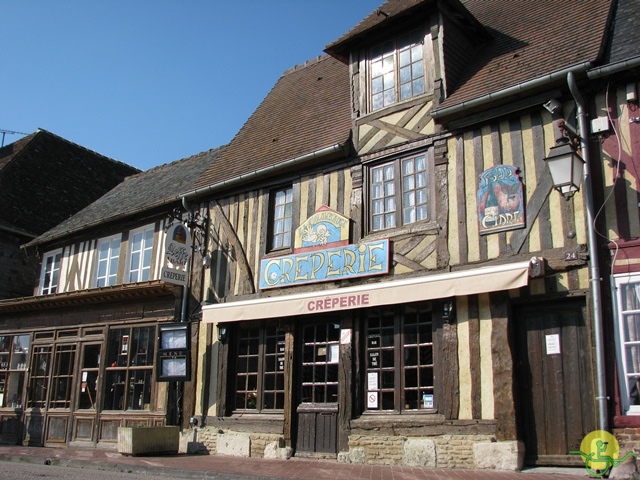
259,206 -> 389,290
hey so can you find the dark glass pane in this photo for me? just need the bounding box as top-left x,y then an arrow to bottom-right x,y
303,365 -> 313,383
382,349 -> 395,368
276,373 -> 284,390
382,370 -> 395,389
235,393 -> 246,410
303,345 -> 314,363
83,345 -> 101,369
327,364 -> 339,383
247,374 -> 258,391
263,392 -> 274,409
264,373 -> 274,390
328,324 -> 340,341
405,390 -> 418,410
248,357 -> 258,372
382,392 -> 395,410
420,367 -> 434,387
276,392 -> 285,409
315,365 -> 326,383
327,384 -> 338,403
314,386 -> 325,403
265,355 -> 275,372
248,337 -> 259,355
419,346 -> 433,365
405,368 -> 418,388
404,347 -> 417,367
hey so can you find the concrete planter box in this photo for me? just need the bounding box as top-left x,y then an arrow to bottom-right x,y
117,426 -> 179,456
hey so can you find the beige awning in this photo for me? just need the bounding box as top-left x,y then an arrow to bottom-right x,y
202,260 -> 532,323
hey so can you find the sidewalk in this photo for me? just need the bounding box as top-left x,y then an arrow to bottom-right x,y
0,444 -> 589,480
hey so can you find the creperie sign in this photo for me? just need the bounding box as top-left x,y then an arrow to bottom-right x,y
307,293 -> 370,312
259,239 -> 389,289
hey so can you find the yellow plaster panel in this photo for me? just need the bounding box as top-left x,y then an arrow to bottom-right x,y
300,176 -> 310,225
479,294 -> 494,420
529,278 -> 546,296
482,126 -> 500,260
448,137 -> 461,266
194,322 -> 210,416
361,129 -> 389,155
344,167 -> 352,218
315,173 -> 324,211
329,170 -> 339,211
541,112 -> 564,249
464,132 -> 480,262
420,117 -> 436,136
457,296 -> 472,419
405,103 -> 431,131
577,266 -> 589,290
521,115 -> 541,252
234,196 -> 246,296
381,111 -> 406,125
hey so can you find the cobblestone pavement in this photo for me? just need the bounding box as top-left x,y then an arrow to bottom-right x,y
0,444 -> 590,480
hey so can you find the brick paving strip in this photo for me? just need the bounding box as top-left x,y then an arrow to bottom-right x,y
0,446 -> 588,480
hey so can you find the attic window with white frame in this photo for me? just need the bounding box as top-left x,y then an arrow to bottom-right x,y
127,225 -> 155,283
40,249 -> 62,295
95,235 -> 121,287
370,29 -> 426,111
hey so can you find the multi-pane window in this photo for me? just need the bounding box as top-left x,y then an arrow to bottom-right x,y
234,323 -> 285,411
127,226 -> 154,283
41,250 -> 62,294
614,275 -> 640,414
28,345 -> 52,408
301,323 -> 340,404
365,303 -> 434,412
49,344 -> 76,409
371,154 -> 429,231
78,344 -> 101,409
103,326 -> 155,411
96,235 -> 121,287
371,31 -> 425,110
270,187 -> 293,250
0,335 -> 30,408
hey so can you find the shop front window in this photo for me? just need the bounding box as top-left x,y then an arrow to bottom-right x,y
78,344 -> 101,409
365,303 -> 434,412
0,335 -> 30,408
28,345 -> 52,409
234,322 -> 285,411
103,326 -> 155,411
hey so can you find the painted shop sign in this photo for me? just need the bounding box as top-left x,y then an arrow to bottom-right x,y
162,222 -> 191,286
477,165 -> 525,235
260,206 -> 389,289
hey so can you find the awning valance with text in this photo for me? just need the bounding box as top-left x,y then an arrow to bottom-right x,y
202,260 -> 533,323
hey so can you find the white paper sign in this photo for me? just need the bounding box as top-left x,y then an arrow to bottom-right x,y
368,372 -> 378,390
546,334 -> 561,355
367,391 -> 378,408
340,329 -> 352,345
329,344 -> 339,363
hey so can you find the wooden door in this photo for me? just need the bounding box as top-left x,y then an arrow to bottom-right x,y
295,321 -> 340,455
514,299 -> 596,466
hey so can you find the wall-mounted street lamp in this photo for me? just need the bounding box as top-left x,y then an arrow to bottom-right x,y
543,136 -> 585,200
217,324 -> 228,343
441,298 -> 455,321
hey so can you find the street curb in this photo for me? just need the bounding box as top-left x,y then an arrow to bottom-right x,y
0,453 -> 290,480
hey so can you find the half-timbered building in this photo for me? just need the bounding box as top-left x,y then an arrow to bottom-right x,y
0,148 -> 221,446
183,0 -> 640,471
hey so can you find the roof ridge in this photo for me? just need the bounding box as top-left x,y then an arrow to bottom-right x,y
283,54 -> 332,75
35,128 -> 140,173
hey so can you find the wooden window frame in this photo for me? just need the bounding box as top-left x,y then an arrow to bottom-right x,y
40,249 -> 62,295
95,234 -> 121,287
364,302 -> 435,413
268,186 -> 294,252
0,334 -> 30,409
369,29 -> 427,112
49,343 -> 77,409
368,150 -> 434,233
613,273 -> 640,415
233,321 -> 285,412
126,225 -> 155,283
103,325 -> 156,411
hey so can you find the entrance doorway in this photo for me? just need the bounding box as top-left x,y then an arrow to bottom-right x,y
295,321 -> 340,455
514,299 -> 596,466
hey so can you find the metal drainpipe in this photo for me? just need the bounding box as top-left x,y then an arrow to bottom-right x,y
567,71 -> 608,432
180,196 -> 193,324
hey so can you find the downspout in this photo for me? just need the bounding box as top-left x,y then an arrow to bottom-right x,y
567,71 -> 608,432
180,196 -> 194,323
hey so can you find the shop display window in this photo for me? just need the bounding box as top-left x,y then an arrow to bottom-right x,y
103,326 -> 155,411
234,322 -> 285,411
0,335 -> 30,408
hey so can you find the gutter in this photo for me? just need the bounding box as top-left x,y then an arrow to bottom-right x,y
567,71 -> 608,432
587,54 -> 640,80
431,62 -> 593,120
180,143 -> 348,201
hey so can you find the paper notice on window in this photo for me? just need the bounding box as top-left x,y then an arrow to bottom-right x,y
329,344 -> 339,364
546,334 -> 561,355
368,372 -> 378,390
367,391 -> 379,409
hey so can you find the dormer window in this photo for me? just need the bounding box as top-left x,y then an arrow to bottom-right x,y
371,30 -> 425,111
40,249 -> 62,295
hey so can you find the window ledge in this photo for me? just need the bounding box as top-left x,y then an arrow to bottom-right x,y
363,221 -> 440,243
614,415 -> 640,428
357,93 -> 435,125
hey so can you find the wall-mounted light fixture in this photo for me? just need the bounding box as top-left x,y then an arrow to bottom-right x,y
217,324 -> 228,343
543,136 -> 585,200
442,298 -> 455,321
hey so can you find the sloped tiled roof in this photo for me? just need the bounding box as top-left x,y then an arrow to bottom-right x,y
0,129 -> 139,237
326,0 -> 612,114
603,0 -> 640,64
29,146 -> 224,247
438,0 -> 612,110
194,55 -> 351,191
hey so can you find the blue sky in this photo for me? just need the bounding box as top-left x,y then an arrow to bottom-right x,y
1,1 -> 381,171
